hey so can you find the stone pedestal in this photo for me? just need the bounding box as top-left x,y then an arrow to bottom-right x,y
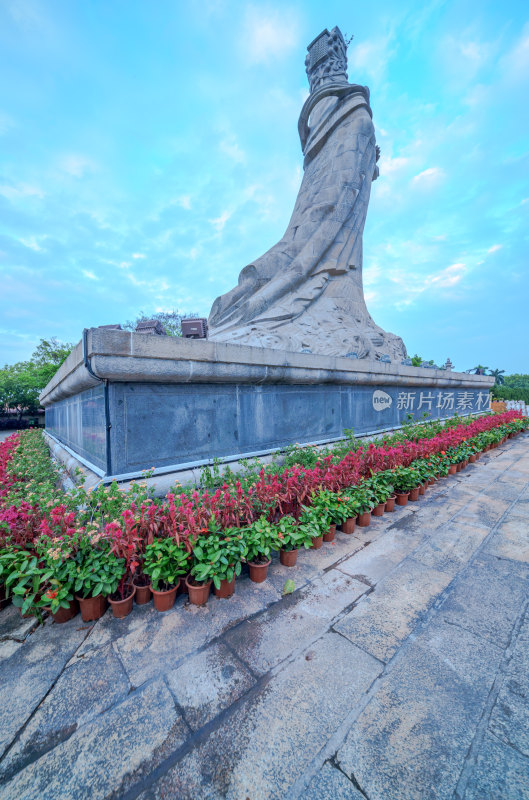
40,329 -> 493,480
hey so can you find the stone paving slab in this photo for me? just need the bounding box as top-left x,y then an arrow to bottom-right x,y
301,762 -> 365,799
0,618 -> 88,760
224,570 -> 368,675
134,633 -> 381,800
164,641 -> 255,731
0,643 -> 131,783
1,433 -> 528,799
333,557 -> 453,662
0,679 -> 188,800
337,618 -> 504,800
484,512 -> 529,563
439,552 -> 529,648
461,732 -> 529,800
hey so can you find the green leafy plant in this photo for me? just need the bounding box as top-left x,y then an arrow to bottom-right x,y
391,466 -> 421,494
36,534 -> 79,614
73,531 -> 125,599
190,522 -> 248,590
271,515 -> 312,552
2,546 -> 43,617
244,516 -> 275,564
143,536 -> 191,592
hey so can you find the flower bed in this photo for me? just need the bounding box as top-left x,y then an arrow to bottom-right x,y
0,410 -> 526,620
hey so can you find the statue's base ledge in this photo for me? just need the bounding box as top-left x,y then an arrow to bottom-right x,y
40,328 -> 493,407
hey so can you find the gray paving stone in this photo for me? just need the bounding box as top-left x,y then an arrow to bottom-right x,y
484,512 -> 529,563
0,604 -> 38,644
337,620 -> 504,800
224,570 -> 368,675
115,578 -> 280,686
0,618 -> 87,759
489,686 -> 529,757
301,762 -> 365,799
440,552 -> 529,648
337,528 -> 424,586
165,641 -> 255,731
135,633 -> 381,800
413,522 -> 489,576
0,643 -> 131,782
334,557 -> 452,662
0,679 -> 187,800
462,733 -> 529,800
452,495 -> 511,529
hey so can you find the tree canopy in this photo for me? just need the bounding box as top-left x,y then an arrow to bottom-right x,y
0,338 -> 74,418
122,309 -> 199,337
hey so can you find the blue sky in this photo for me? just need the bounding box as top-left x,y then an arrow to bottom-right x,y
0,0 -> 528,372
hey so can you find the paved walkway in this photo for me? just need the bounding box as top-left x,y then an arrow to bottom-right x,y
1,435 -> 528,800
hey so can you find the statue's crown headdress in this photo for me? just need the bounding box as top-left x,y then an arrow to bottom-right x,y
305,27 -> 348,93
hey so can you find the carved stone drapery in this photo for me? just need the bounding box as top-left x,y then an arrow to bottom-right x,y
207,27 -> 407,361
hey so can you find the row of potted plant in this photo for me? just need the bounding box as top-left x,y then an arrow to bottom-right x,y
0,411 -> 526,623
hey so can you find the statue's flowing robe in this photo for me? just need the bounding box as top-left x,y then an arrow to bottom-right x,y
208,87 -> 406,360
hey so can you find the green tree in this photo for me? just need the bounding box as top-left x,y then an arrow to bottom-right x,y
411,354 -> 434,367
488,368 -> 505,386
0,338 -> 73,420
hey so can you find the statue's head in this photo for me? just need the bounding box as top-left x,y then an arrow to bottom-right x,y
305,27 -> 348,93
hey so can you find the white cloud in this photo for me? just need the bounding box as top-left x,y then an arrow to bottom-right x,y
19,236 -> 43,251
59,154 -> 97,178
119,261 -> 132,269
0,112 -> 14,135
411,167 -> 445,188
219,136 -> 246,164
0,182 -> 44,200
240,5 -> 300,64
379,155 -> 410,175
427,262 -> 466,288
132,253 -> 146,259
487,244 -> 502,254
82,269 -> 98,280
348,34 -> 395,83
176,195 -> 192,210
209,210 -> 232,232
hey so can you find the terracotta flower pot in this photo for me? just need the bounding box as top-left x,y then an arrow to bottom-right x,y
248,558 -> 271,582
185,576 -> 211,606
428,477 -> 435,485
448,464 -> 457,475
109,586 -> 136,619
455,462 -> 462,472
133,581 -> 152,605
280,548 -> 298,567
52,597 -> 79,624
76,594 -> 107,622
323,524 -> 336,542
396,492 -> 409,506
151,583 -> 178,612
409,487 -> 420,502
214,576 -> 236,599
385,496 -> 396,512
372,502 -> 385,517
341,517 -> 356,534
419,482 -> 426,496
311,535 -> 324,549
357,510 -> 371,527
469,454 -> 476,463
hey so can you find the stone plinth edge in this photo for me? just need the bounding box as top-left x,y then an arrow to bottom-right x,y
39,328 -> 493,407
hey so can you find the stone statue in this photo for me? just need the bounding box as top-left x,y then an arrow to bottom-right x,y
208,27 -> 407,361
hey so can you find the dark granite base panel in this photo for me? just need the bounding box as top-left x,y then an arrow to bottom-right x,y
45,382 -> 490,477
